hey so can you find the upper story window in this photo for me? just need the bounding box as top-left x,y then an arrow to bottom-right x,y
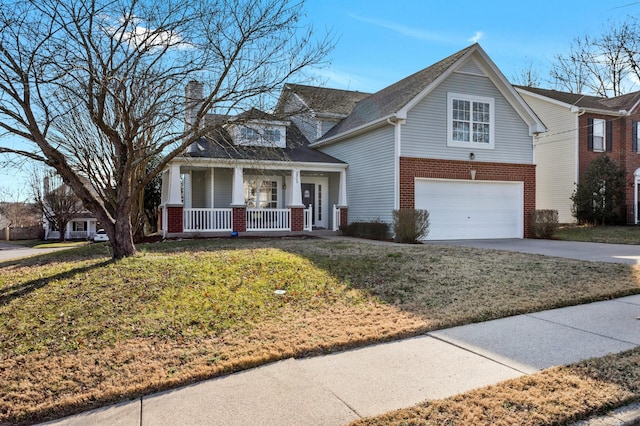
588,118 -> 612,153
633,121 -> 640,153
592,119 -> 605,152
231,122 -> 287,148
447,93 -> 495,149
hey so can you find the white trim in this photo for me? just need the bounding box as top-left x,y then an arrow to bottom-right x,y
447,92 -> 495,150
169,157 -> 347,173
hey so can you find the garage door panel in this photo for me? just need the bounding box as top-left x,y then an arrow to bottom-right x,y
415,179 -> 523,240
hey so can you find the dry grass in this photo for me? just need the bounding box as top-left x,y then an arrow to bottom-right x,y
555,225 -> 640,245
353,347 -> 640,426
1,237 -> 640,424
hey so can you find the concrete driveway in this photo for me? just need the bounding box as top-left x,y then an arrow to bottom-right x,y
428,239 -> 640,264
0,242 -> 75,262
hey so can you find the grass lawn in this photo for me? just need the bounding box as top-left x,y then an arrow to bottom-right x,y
1,237 -> 640,424
555,225 -> 640,245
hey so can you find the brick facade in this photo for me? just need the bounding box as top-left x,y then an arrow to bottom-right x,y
400,157 -> 536,238
339,207 -> 348,229
166,206 -> 184,233
578,113 -> 640,223
232,207 -> 246,232
290,207 -> 304,231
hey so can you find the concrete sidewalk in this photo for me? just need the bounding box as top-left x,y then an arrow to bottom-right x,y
43,295 -> 640,426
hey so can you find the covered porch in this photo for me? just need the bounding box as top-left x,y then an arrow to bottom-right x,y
159,159 -> 348,237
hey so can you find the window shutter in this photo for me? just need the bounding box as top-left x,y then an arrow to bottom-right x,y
606,120 -> 613,152
587,118 -> 594,151
633,121 -> 638,152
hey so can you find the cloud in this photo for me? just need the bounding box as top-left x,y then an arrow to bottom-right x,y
311,68 -> 382,92
349,14 -> 446,42
468,31 -> 484,43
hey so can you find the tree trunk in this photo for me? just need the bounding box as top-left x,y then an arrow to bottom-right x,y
112,210 -> 137,259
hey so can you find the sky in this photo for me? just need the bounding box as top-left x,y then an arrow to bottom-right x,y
1,0 -> 639,199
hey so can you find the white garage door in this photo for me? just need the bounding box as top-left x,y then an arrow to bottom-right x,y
414,179 -> 523,240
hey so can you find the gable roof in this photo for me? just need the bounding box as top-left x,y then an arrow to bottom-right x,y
516,85 -> 640,115
278,84 -> 371,117
313,44 -> 545,146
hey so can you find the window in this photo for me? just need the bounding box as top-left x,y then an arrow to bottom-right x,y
588,118 -> 612,152
633,121 -> 640,153
235,124 -> 286,148
592,119 -> 605,152
240,127 -> 259,141
264,129 -> 281,143
448,93 -> 494,149
72,221 -> 86,232
244,178 -> 279,209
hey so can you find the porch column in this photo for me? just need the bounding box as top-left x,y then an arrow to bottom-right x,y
231,165 -> 246,232
167,164 -> 183,205
231,165 -> 245,206
288,168 -> 304,207
338,169 -> 348,207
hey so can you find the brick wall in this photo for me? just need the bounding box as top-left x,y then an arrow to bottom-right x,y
290,207 -> 304,231
578,113 -> 640,224
339,207 -> 348,229
232,207 -> 246,232
400,157 -> 536,238
166,207 -> 183,233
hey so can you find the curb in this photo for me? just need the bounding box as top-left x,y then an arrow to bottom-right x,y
573,403 -> 640,426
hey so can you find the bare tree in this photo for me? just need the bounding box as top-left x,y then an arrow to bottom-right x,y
30,172 -> 85,241
512,59 -> 543,87
0,186 -> 39,228
0,0 -> 332,258
551,20 -> 640,96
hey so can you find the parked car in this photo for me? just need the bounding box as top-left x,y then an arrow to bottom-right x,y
93,229 -> 109,242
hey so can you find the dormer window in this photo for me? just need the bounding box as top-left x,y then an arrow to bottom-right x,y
230,121 -> 287,148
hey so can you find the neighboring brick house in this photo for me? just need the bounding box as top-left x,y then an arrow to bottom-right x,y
516,86 -> 640,223
161,44 -> 544,239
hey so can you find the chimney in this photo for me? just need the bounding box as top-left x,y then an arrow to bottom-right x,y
185,80 -> 205,129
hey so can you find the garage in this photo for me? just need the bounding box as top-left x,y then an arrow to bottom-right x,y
414,178 -> 523,240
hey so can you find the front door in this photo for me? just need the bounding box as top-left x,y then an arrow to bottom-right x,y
301,183 -> 315,225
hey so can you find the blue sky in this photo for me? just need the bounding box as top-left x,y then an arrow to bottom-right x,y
1,0 -> 638,198
304,0 -> 640,92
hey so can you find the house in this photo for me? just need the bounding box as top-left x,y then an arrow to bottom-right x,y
160,44 -> 545,240
515,86 -> 640,224
42,174 -> 99,240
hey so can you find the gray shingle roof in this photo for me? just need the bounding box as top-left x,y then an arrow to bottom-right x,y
183,111 -> 345,164
279,84 -> 371,116
319,44 -> 476,141
516,85 -> 640,113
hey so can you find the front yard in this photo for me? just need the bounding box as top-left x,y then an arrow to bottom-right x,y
1,236 -> 640,424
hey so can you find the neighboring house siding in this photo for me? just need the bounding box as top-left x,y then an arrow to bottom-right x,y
214,168 -> 233,207
319,126 -> 395,224
519,93 -> 578,223
402,72 -> 533,165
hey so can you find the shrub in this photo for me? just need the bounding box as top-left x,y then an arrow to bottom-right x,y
339,220 -> 390,240
392,209 -> 430,243
571,155 -> 625,225
530,209 -> 559,239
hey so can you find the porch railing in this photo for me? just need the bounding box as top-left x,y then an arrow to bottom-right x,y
246,208 -> 290,231
68,231 -> 89,240
184,208 -> 233,232
304,204 -> 312,231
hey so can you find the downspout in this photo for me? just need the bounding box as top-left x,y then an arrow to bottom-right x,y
387,117 -> 405,211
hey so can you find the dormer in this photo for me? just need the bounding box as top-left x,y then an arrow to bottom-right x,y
227,120 -> 288,148
225,108 -> 289,148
